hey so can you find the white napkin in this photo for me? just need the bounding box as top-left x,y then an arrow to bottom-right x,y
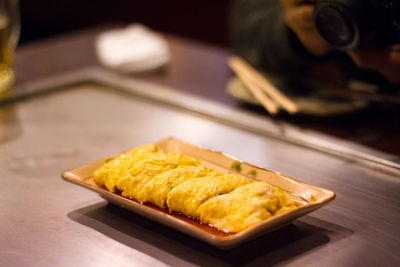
96,24 -> 170,73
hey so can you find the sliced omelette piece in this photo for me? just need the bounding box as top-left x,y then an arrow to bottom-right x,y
117,152 -> 201,200
166,173 -> 250,218
136,165 -> 215,207
198,182 -> 296,233
93,144 -> 162,192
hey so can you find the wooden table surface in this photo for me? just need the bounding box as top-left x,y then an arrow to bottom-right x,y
15,25 -> 400,157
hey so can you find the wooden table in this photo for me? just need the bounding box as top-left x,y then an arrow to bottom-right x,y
2,25 -> 398,266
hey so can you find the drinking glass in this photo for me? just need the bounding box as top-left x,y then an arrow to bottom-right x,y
0,0 -> 19,96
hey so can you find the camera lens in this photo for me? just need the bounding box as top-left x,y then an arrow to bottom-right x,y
314,2 -> 359,50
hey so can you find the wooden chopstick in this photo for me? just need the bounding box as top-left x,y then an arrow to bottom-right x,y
229,59 -> 279,115
229,56 -> 299,114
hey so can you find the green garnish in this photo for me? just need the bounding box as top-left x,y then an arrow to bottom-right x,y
105,158 -> 114,163
247,170 -> 257,177
167,181 -> 174,190
231,161 -> 242,172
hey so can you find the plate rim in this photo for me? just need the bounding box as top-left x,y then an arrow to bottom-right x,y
61,137 -> 336,249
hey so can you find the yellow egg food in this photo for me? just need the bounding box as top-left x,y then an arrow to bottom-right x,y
198,182 -> 296,232
93,144 -> 162,193
139,165 -> 215,208
166,174 -> 250,218
93,144 -> 296,233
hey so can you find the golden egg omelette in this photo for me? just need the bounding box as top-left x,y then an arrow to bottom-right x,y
93,144 -> 296,233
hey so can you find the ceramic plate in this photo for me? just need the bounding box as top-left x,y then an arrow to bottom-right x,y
62,137 -> 335,249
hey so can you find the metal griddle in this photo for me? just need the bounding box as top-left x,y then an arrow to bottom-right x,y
1,68 -> 399,266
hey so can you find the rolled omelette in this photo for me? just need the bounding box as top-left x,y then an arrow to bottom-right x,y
166,173 -> 250,218
198,182 -> 296,232
136,165 -> 215,207
93,144 -> 296,233
116,152 -> 200,199
93,144 -> 162,193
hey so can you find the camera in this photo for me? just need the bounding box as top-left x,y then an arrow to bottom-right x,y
314,0 -> 400,50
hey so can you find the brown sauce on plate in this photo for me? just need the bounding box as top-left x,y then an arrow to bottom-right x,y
105,186 -> 304,237
140,201 -> 234,237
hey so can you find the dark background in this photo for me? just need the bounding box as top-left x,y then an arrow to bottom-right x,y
19,0 -> 231,46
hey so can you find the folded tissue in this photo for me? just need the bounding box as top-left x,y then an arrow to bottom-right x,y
96,24 -> 170,73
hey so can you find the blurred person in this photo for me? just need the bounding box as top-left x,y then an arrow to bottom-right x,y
231,0 -> 400,87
